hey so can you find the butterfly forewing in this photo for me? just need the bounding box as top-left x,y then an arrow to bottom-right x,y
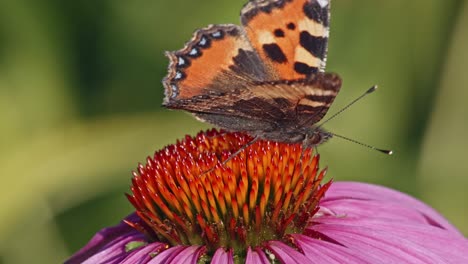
163,24 -> 273,104
241,0 -> 330,79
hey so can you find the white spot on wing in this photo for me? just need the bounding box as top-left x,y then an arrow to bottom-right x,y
258,30 -> 276,44
309,89 -> 336,96
178,57 -> 185,66
317,0 -> 329,8
299,100 -> 328,107
199,37 -> 207,46
189,48 -> 198,56
298,18 -> 328,37
295,46 -> 322,67
170,84 -> 178,98
251,82 -> 336,102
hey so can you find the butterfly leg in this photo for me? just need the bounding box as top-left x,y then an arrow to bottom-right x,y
200,135 -> 261,176
299,133 -> 320,167
299,134 -> 310,162
314,145 -> 319,156
223,135 -> 261,165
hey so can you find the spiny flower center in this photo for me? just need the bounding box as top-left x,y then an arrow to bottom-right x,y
125,129 -> 330,258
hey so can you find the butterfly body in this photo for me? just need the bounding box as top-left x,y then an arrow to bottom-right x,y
163,0 -> 341,149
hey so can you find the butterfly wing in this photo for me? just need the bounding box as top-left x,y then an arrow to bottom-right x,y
163,0 -> 338,140
164,0 -> 332,106
167,73 -> 341,132
241,0 -> 331,79
163,24 -> 276,106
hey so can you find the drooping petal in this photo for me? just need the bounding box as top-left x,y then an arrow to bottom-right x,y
291,234 -> 379,263
323,182 -> 462,235
169,245 -> 205,264
211,248 -> 234,264
69,235 -> 144,264
148,245 -> 187,263
245,247 -> 270,264
320,198 -> 432,225
308,216 -> 468,263
65,215 -> 148,264
265,241 -> 313,264
120,243 -> 167,264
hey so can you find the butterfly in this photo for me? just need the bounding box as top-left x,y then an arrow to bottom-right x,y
163,0 -> 341,150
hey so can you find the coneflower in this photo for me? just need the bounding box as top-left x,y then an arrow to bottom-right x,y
66,129 -> 468,263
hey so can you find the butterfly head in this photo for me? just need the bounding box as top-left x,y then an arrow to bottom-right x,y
302,127 -> 332,149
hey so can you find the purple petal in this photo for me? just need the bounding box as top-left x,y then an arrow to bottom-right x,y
65,214 -> 146,264
168,245 -> 205,264
319,198 -> 431,224
245,247 -> 270,264
211,248 -> 234,264
120,243 -> 167,264
69,234 -> 144,264
148,245 -> 187,263
291,234 -> 379,263
265,241 -> 313,264
324,182 -> 462,235
308,217 -> 468,263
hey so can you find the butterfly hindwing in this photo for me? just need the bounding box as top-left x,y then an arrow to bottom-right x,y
166,73 -> 341,129
241,0 -> 330,79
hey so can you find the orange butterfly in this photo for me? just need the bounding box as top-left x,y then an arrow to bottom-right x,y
163,0 -> 340,150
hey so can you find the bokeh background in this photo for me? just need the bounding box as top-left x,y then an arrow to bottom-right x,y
1,0 -> 467,263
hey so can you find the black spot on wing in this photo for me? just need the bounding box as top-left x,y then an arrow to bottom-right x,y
230,49 -> 269,80
287,22 -> 296,30
274,29 -> 285,38
263,43 -> 288,63
303,1 -> 330,27
294,62 -> 318,75
299,31 -> 327,59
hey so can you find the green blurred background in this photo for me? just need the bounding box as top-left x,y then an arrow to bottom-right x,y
0,0 -> 467,263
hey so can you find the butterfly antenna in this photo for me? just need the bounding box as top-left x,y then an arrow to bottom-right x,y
330,132 -> 393,155
317,85 -> 378,129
